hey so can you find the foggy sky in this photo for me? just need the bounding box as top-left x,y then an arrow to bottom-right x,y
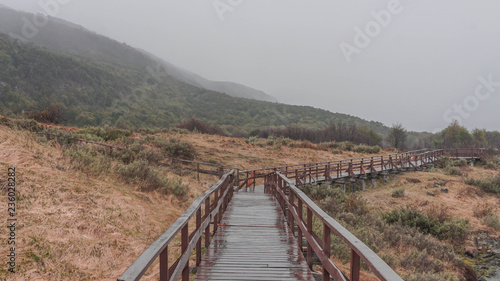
1,0 -> 499,132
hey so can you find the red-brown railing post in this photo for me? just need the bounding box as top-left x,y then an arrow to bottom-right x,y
297,198 -> 303,251
213,189 -> 219,233
196,208 -> 202,266
181,225 -> 189,281
350,249 -> 360,281
306,208 -> 313,269
288,184 -> 294,233
204,197 -> 210,248
295,169 -> 299,186
160,247 -> 169,281
323,223 -> 331,281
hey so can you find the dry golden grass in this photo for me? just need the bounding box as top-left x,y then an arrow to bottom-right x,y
0,126 -> 210,280
0,124 -> 498,280
362,169 -> 500,238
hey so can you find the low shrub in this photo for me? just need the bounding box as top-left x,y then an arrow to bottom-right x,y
136,148 -> 164,165
64,145 -> 110,175
382,207 -> 469,243
482,213 -> 500,230
116,160 -> 187,195
13,119 -> 45,132
176,118 -> 225,135
26,104 -> 63,124
465,176 -> 500,196
400,249 -> 443,273
445,166 -> 462,176
392,188 -> 405,198
353,144 -> 381,154
452,158 -> 467,167
482,159 -> 499,170
163,138 -> 196,160
73,126 -> 132,142
294,141 -> 318,150
300,183 -> 337,201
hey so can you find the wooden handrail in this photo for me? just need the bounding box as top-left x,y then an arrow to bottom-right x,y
118,171 -> 234,281
118,147 -> 485,280
266,172 -> 404,281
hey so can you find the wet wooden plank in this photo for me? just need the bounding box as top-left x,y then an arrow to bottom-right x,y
194,186 -> 315,281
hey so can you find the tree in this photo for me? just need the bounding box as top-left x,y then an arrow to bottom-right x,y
386,123 -> 407,150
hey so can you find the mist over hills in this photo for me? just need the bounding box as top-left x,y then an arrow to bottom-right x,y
0,6 -> 433,145
0,6 -> 277,103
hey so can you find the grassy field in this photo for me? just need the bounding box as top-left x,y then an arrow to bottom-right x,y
0,119 -> 498,280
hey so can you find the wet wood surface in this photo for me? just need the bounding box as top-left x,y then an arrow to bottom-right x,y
194,186 -> 315,281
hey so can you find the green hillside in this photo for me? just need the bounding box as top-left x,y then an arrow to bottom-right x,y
0,33 -> 393,137
0,7 -> 277,102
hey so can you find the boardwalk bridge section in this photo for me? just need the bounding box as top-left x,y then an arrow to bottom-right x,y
119,148 -> 485,281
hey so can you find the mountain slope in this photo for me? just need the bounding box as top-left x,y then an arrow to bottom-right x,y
0,6 -> 277,102
138,50 -> 278,102
0,33 -> 389,137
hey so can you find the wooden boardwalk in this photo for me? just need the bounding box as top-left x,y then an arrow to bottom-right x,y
194,186 -> 315,281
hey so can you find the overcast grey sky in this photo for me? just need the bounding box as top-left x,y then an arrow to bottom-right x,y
1,0 -> 499,132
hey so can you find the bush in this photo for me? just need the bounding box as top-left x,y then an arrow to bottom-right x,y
392,188 -> 405,198
117,160 -> 165,190
13,119 -> 45,132
483,159 -> 499,170
438,157 -> 452,168
445,166 -> 462,176
452,158 -> 467,167
176,118 -> 225,135
353,144 -> 381,154
400,249 -> 443,273
382,207 -> 469,243
64,145 -> 110,175
116,160 -> 186,196
26,104 -> 63,124
482,213 -> 500,230
163,138 -> 197,160
465,176 -> 500,196
136,148 -> 164,165
294,141 -> 318,150
74,126 -> 132,142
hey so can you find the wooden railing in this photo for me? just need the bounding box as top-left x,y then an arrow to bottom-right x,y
236,149 -> 442,190
236,148 -> 486,190
118,171 -> 234,281
118,147 -> 485,281
443,148 -> 486,160
265,172 -> 403,281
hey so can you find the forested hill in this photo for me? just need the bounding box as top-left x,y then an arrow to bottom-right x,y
0,6 -> 277,102
0,33 -> 397,138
